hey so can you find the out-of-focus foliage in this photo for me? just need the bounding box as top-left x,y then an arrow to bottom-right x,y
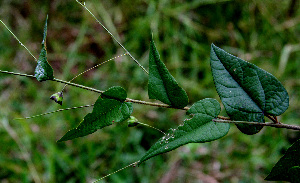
0,0 -> 299,182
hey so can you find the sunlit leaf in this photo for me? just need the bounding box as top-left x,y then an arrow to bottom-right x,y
138,98 -> 229,165
58,86 -> 133,142
210,44 -> 289,135
148,37 -> 189,108
34,15 -> 54,82
265,139 -> 300,182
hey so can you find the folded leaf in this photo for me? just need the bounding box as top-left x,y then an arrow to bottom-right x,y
210,44 -> 289,135
35,15 -> 54,82
138,98 -> 230,165
58,87 -> 133,142
265,139 -> 300,182
148,38 -> 188,108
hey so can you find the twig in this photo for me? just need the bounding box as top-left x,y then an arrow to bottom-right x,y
1,70 -> 299,131
75,0 -> 149,74
134,121 -> 166,135
0,70 -> 36,78
15,104 -> 94,120
213,119 -> 300,131
61,53 -> 128,92
0,20 -> 37,61
93,161 -> 139,183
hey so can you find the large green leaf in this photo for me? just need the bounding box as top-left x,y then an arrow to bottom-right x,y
148,38 -> 189,108
265,139 -> 300,182
210,44 -> 289,135
34,15 -> 54,82
58,87 -> 133,142
138,98 -> 230,165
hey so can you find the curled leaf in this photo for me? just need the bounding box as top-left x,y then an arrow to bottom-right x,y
148,38 -> 189,108
34,15 -> 54,82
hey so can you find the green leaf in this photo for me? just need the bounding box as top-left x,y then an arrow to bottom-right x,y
50,92 -> 63,105
288,166 -> 300,183
58,87 -> 133,142
138,98 -> 230,165
34,15 -> 54,82
265,139 -> 300,182
101,86 -> 127,102
210,44 -> 289,135
148,38 -> 189,108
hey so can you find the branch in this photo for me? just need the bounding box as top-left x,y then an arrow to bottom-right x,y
1,70 -> 299,131
15,104 -> 94,120
213,119 -> 300,131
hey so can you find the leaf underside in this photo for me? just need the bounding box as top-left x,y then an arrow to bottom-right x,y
210,44 -> 289,135
148,38 -> 189,108
34,15 -> 54,82
265,139 -> 300,182
58,86 -> 133,142
138,98 -> 230,165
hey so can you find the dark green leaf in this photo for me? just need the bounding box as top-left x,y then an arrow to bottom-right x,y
50,92 -> 63,105
265,139 -> 300,182
34,15 -> 54,82
210,44 -> 289,135
148,38 -> 189,108
58,87 -> 133,142
288,166 -> 300,183
102,86 -> 127,102
138,98 -> 230,165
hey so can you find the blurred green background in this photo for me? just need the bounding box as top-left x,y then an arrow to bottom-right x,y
0,0 -> 299,182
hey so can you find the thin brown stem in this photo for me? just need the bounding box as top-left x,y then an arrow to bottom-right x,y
213,119 -> 300,131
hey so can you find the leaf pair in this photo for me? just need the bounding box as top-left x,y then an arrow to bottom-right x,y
138,42 -> 229,165
138,41 -> 290,164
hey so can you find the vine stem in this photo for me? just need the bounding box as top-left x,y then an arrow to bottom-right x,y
61,53 -> 128,92
213,119 -> 300,131
93,161 -> 139,183
1,70 -> 300,131
135,121 -> 166,135
15,104 -> 94,120
0,20 -> 37,61
75,0 -> 149,75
